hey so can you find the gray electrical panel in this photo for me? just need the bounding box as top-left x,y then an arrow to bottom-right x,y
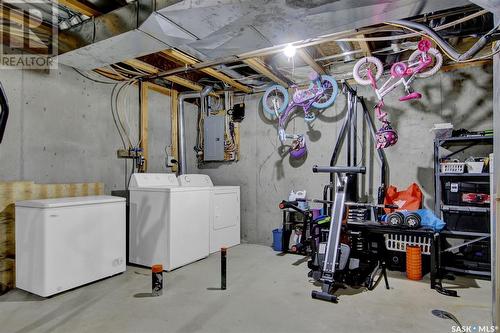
204,115 -> 225,161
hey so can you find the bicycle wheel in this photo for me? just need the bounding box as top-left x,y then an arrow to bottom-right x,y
262,85 -> 289,117
408,48 -> 442,78
310,75 -> 338,109
352,56 -> 383,85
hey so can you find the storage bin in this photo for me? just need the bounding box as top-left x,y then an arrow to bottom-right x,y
465,161 -> 484,173
440,162 -> 465,174
443,211 -> 489,233
431,123 -> 453,139
272,228 -> 283,251
444,181 -> 490,206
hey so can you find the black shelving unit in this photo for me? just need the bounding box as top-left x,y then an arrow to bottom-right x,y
434,135 -> 493,278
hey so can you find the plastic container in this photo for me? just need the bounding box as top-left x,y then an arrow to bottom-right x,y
465,161 -> 484,173
440,162 -> 465,174
443,181 -> 490,206
430,123 -> 453,139
384,234 -> 431,255
443,210 -> 489,233
406,245 -> 422,281
152,264 -> 163,296
311,208 -> 321,220
272,228 -> 283,251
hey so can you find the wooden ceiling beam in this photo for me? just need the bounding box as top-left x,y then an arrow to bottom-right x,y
58,0 -> 101,17
123,59 -> 206,92
297,48 -> 327,75
357,35 -> 372,56
161,49 -> 252,94
242,58 -> 290,87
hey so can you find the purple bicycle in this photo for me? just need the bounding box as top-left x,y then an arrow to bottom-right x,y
263,72 -> 338,158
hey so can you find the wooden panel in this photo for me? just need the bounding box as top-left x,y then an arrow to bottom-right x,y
170,89 -> 179,173
0,258 -> 14,294
148,84 -> 171,96
0,181 -> 104,293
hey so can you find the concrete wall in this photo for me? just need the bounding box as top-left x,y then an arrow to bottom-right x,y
0,63 -> 493,246
185,65 -> 493,245
0,64 -> 172,192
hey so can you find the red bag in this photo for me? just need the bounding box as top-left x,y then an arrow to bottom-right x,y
384,183 -> 423,214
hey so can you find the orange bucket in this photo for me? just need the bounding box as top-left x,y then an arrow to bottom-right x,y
406,245 -> 422,281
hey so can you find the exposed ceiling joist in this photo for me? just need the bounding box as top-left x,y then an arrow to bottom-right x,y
123,59 -> 205,92
297,49 -> 327,75
357,35 -> 372,56
58,0 -> 101,17
161,49 -> 253,94
95,67 -> 171,95
243,58 -> 290,87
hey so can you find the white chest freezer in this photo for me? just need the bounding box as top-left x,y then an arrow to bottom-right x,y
128,173 -> 211,271
178,174 -> 240,253
15,195 -> 126,297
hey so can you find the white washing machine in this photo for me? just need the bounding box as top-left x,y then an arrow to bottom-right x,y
129,173 -> 211,271
178,174 -> 240,253
15,196 -> 126,297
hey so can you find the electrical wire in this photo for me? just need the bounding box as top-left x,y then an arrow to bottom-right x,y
110,83 -> 128,149
73,68 -> 120,84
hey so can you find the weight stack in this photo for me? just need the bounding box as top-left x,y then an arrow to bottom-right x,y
347,208 -> 369,223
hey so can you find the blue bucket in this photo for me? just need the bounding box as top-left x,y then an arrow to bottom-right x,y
272,228 -> 283,251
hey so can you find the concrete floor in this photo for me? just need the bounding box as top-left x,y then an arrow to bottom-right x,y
0,244 -> 492,333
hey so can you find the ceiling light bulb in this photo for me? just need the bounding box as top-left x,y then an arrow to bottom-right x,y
283,44 -> 296,58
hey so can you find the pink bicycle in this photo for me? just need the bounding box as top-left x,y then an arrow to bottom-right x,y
262,72 -> 338,158
352,39 -> 442,148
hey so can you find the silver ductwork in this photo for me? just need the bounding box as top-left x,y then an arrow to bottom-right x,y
58,0 -> 469,71
335,41 -> 355,62
390,19 -> 499,61
177,86 -> 213,175
58,1 -> 193,70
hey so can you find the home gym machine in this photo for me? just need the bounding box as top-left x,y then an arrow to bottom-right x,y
309,82 -> 391,302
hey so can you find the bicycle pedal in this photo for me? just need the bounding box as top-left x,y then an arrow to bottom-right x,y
399,92 -> 422,101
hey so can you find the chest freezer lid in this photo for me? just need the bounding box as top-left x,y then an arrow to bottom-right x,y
178,174 -> 214,187
15,195 -> 125,208
129,173 -> 179,190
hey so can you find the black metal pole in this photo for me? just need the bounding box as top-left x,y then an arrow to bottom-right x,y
221,247 -> 227,290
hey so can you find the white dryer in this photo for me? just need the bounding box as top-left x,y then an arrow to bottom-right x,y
129,173 -> 211,271
178,174 -> 240,253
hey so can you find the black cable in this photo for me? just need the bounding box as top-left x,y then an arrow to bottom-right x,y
73,68 -> 118,84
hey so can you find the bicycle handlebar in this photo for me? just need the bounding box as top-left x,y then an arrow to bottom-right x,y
278,200 -> 299,209
278,200 -> 313,219
312,165 -> 366,174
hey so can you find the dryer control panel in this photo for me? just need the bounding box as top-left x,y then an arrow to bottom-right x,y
178,174 -> 214,187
